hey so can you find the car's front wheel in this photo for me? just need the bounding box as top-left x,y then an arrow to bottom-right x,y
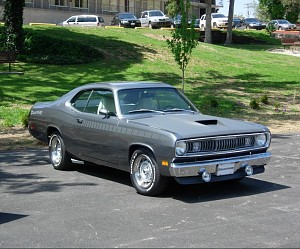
130,149 -> 168,196
49,131 -> 73,170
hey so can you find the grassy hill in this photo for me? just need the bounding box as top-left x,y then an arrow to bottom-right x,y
0,26 -> 299,132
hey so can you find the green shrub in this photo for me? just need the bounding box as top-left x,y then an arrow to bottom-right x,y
20,32 -> 103,64
250,99 -> 260,109
260,94 -> 269,104
21,111 -> 29,128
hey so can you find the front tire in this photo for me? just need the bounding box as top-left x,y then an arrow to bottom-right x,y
49,131 -> 73,170
130,149 -> 168,196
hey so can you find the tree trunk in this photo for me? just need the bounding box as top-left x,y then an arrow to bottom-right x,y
225,0 -> 235,45
204,0 -> 212,44
3,0 -> 25,52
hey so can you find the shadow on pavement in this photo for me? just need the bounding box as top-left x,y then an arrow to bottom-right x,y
0,212 -> 28,225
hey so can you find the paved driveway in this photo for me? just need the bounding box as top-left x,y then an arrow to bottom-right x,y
0,133 -> 300,248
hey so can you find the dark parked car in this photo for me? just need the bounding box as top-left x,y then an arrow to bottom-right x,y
241,18 -> 266,30
170,15 -> 192,28
266,19 -> 296,30
110,12 -> 141,28
28,82 -> 272,196
232,18 -> 242,29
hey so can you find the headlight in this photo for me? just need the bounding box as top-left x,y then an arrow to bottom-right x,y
175,141 -> 187,156
255,134 -> 267,147
153,19 -> 158,22
121,20 -> 129,24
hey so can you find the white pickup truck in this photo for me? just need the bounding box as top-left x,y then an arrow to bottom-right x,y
199,13 -> 228,30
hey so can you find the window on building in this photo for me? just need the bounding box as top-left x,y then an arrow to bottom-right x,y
51,0 -> 68,7
25,0 -> 34,3
74,0 -> 88,9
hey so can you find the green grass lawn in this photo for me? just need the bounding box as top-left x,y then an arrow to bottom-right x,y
0,26 -> 299,130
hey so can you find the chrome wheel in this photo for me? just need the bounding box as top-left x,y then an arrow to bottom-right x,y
130,149 -> 168,196
48,131 -> 72,170
132,154 -> 154,189
49,135 -> 62,167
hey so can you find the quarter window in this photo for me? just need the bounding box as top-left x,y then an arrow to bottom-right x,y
71,89 -> 116,115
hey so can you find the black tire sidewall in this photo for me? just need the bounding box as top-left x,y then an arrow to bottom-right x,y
49,132 -> 71,170
130,149 -> 161,195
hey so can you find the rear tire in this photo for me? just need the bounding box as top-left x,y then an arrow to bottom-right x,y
49,131 -> 73,170
130,149 -> 168,196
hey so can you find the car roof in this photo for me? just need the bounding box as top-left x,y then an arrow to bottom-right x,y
77,82 -> 173,91
143,10 -> 163,12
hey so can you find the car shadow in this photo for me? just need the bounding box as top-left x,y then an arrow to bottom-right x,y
75,163 -> 290,203
162,177 -> 290,203
0,212 -> 28,225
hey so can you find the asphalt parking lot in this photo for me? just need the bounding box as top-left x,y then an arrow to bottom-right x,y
1,133 -> 300,248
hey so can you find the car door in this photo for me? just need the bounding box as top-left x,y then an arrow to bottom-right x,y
69,89 -> 119,167
140,12 -> 148,27
65,16 -> 77,26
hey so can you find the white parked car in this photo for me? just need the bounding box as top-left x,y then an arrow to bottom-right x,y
59,15 -> 105,27
199,13 -> 228,30
140,10 -> 171,29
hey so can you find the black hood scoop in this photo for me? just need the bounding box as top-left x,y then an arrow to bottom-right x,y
196,120 -> 218,125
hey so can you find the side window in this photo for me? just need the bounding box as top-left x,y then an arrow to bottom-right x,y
68,16 -> 76,22
85,90 -> 103,114
71,90 -> 92,112
71,89 -> 116,115
77,17 -> 88,22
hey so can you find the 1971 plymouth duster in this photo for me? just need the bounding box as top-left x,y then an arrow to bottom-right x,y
28,82 -> 272,196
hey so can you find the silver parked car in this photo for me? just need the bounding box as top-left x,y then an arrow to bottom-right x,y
267,19 -> 297,30
28,82 -> 272,196
140,10 -> 171,29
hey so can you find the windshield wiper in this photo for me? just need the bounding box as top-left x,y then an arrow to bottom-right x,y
128,109 -> 164,114
163,108 -> 195,113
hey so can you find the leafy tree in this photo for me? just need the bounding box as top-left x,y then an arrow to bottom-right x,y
259,0 -> 300,23
166,0 -> 199,92
166,0 -> 181,18
3,0 -> 25,52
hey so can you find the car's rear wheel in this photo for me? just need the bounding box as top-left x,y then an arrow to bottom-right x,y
49,131 -> 73,170
200,24 -> 205,30
130,149 -> 168,196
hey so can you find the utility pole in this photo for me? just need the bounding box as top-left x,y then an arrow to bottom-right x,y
244,1 -> 258,17
244,2 -> 252,17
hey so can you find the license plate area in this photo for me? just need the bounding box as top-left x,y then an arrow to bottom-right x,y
217,163 -> 235,176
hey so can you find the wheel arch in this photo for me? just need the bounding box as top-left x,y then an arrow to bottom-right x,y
47,126 -> 62,141
128,143 -> 155,163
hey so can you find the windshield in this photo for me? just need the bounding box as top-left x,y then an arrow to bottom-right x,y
211,14 -> 226,18
149,11 -> 164,17
119,13 -> 137,19
118,88 -> 197,115
278,20 -> 289,24
246,18 -> 259,22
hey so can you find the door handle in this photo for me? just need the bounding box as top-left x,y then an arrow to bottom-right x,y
77,118 -> 84,124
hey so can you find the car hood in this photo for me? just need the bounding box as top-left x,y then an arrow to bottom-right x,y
215,18 -> 228,21
121,18 -> 139,21
127,113 -> 268,139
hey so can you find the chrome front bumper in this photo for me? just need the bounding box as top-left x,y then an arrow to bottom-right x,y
169,152 -> 271,177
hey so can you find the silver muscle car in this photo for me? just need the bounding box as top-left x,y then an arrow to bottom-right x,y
28,82 -> 272,196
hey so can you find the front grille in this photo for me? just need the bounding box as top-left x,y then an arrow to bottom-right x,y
186,136 -> 255,155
